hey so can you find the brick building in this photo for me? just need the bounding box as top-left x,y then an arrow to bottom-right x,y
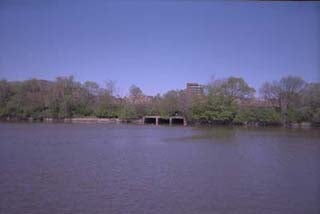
186,83 -> 203,97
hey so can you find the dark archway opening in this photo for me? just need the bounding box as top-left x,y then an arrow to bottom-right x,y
171,118 -> 184,125
144,117 -> 156,125
158,118 -> 169,125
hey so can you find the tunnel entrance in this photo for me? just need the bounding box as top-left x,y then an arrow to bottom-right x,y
171,118 -> 184,125
143,116 -> 187,126
144,117 -> 156,125
158,118 -> 170,125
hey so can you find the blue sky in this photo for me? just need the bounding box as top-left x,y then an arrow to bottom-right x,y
0,0 -> 319,96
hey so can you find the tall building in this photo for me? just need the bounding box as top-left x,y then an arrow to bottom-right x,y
186,83 -> 203,97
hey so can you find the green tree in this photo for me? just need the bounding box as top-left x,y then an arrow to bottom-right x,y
95,81 -> 119,118
208,77 -> 255,101
192,77 -> 254,124
192,95 -> 237,124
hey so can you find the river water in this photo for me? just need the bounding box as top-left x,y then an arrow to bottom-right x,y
0,123 -> 319,214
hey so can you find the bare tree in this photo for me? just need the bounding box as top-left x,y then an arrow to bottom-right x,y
260,76 -> 306,111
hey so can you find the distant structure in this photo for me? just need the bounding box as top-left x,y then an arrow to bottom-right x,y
186,83 -> 203,97
127,95 -> 153,105
143,115 -> 187,126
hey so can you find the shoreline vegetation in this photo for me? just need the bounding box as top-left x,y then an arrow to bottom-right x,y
0,75 -> 319,128
0,117 -> 140,124
0,117 -> 316,129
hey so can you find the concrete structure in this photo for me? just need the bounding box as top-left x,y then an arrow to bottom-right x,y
143,116 -> 187,126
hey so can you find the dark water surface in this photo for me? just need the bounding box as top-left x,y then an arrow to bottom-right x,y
0,123 -> 319,214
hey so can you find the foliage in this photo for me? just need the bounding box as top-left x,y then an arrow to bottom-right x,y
234,108 -> 281,125
312,108 -> 320,124
260,76 -> 307,123
0,75 -> 319,126
192,96 -> 237,124
208,77 -> 255,100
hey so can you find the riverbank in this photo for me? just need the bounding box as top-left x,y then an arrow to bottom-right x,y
1,116 -> 319,128
1,117 -> 143,125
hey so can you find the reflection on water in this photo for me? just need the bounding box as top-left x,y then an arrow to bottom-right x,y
190,126 -> 237,140
0,123 -> 319,214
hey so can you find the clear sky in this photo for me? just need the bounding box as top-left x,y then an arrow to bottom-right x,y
0,0 -> 319,96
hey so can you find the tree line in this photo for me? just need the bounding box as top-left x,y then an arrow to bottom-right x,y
0,75 -> 319,126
